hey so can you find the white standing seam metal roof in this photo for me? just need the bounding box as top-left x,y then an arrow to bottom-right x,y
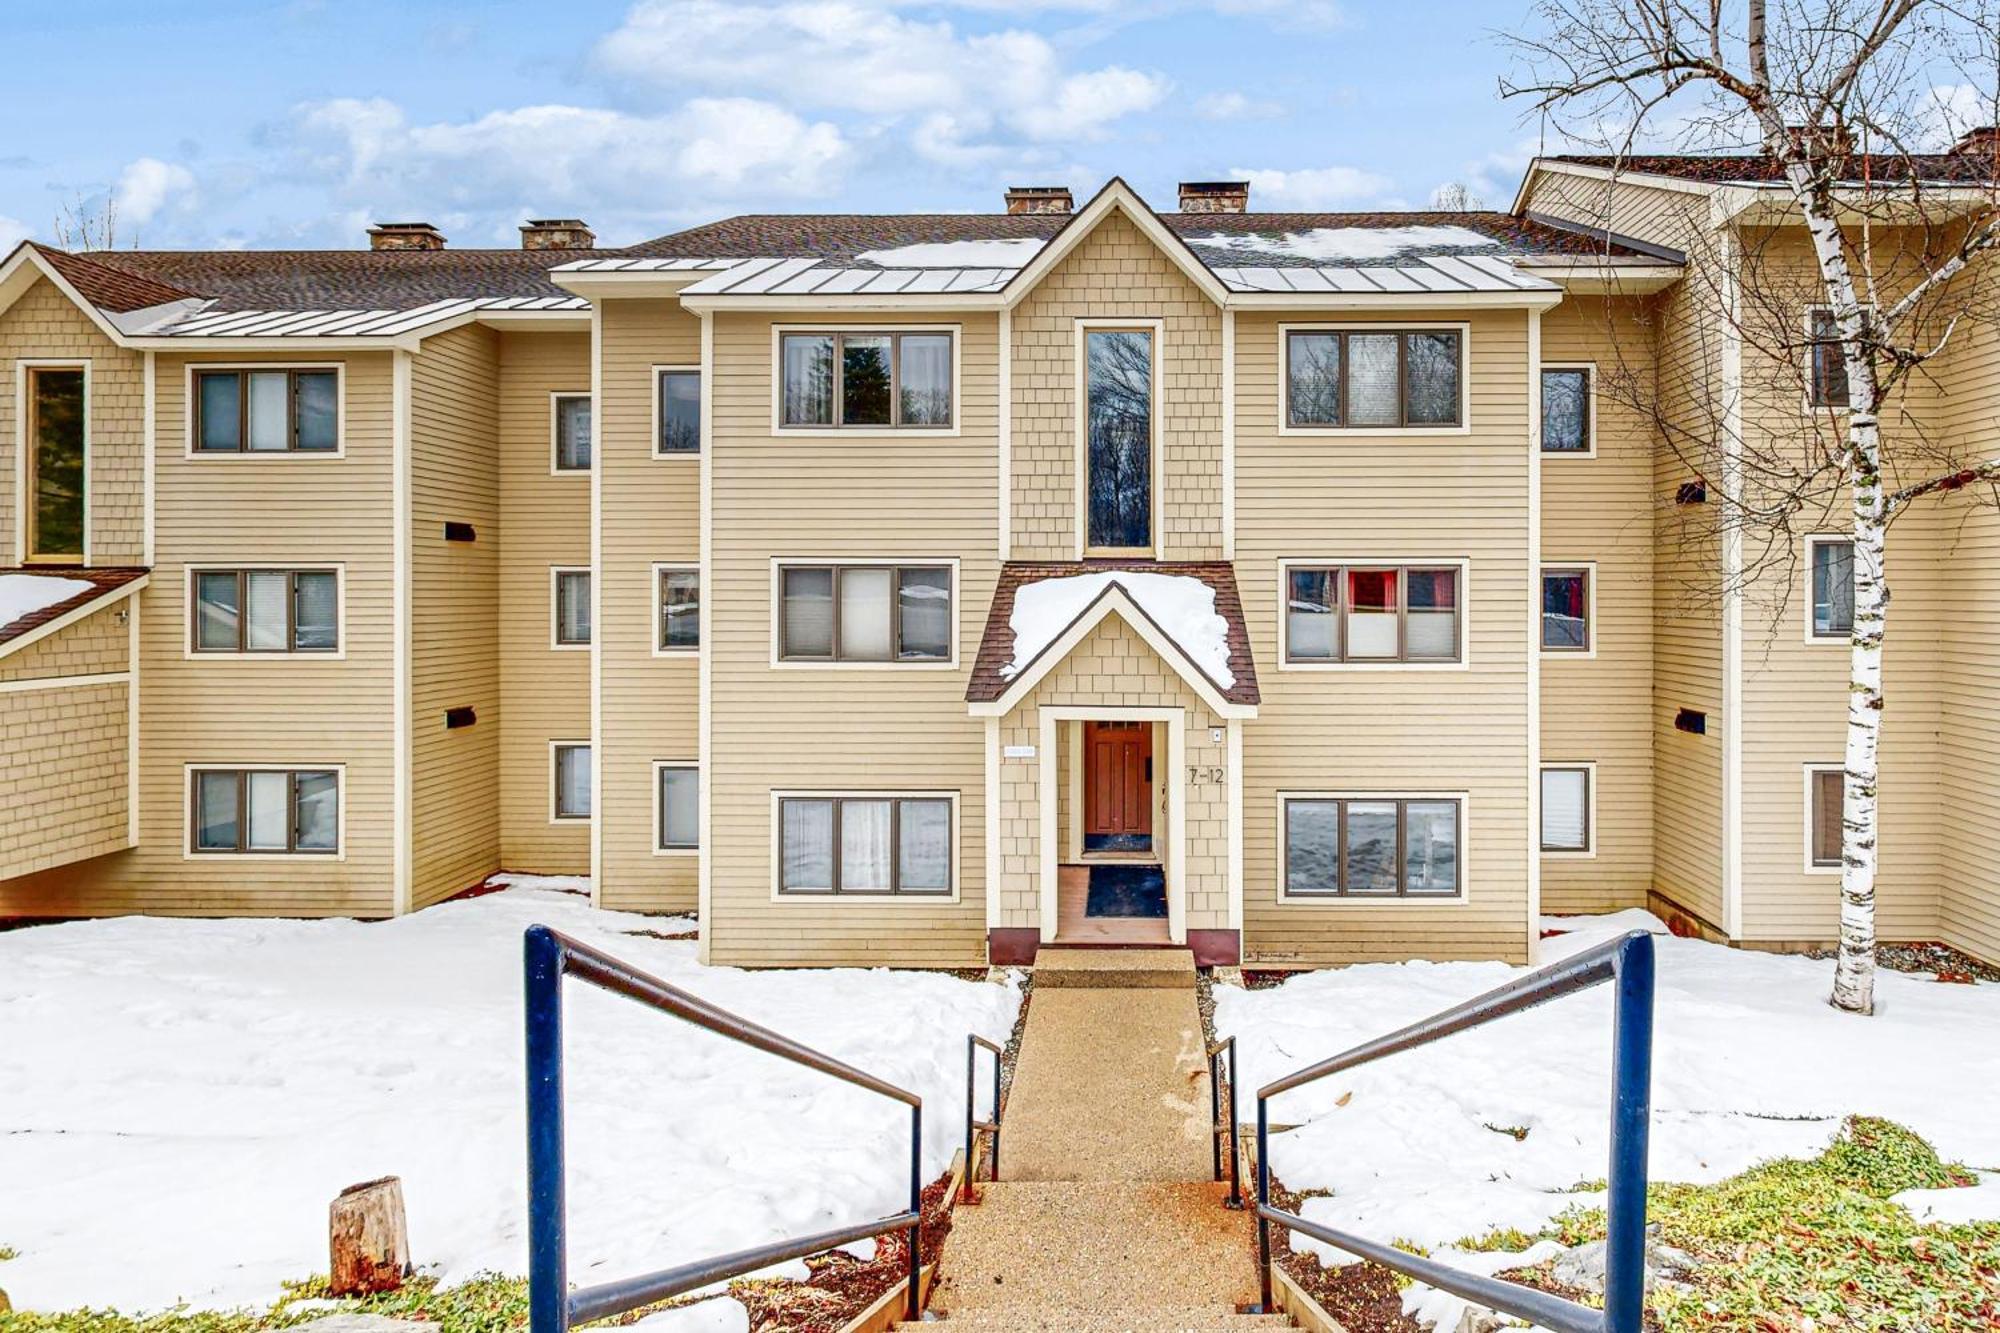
138,294 -> 593,338
1209,253 -> 1559,294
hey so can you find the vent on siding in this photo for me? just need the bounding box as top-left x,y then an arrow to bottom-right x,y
1675,480 -> 1707,505
1673,708 -> 1706,735
444,521 -> 477,542
445,706 -> 478,729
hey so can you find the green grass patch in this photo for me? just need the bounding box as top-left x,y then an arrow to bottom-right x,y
1466,1116 -> 2000,1331
0,1248 -> 17,1264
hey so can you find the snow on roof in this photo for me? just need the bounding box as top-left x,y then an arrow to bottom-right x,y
1186,225 -> 1502,264
854,238 -> 1046,268
1003,571 -> 1235,689
0,573 -> 98,628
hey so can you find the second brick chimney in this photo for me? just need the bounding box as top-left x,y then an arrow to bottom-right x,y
1178,180 -> 1249,213
520,219 -> 596,250
1004,186 -> 1073,215
368,222 -> 446,251
1951,125 -> 1999,158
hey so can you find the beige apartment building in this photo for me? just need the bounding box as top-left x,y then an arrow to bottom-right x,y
2,151 -> 1997,970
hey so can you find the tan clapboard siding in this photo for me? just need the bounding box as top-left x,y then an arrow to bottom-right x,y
0,278 -> 146,564
1233,309 -> 1533,965
496,330 -> 592,872
0,604 -> 132,880
704,307 -> 996,966
4,350 -> 397,916
409,324 -> 503,908
1521,169 -> 1709,256
1647,263 -> 1728,927
1009,209 -> 1223,561
1538,297 -> 1656,912
597,300 -> 699,912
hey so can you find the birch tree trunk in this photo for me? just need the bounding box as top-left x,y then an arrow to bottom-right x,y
1836,430 -> 1886,1015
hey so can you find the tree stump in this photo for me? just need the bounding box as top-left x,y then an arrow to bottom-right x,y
329,1176 -> 411,1295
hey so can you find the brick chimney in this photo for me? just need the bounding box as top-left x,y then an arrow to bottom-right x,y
1950,125 -> 1999,157
1004,186 -> 1073,215
520,219 -> 595,251
1178,180 -> 1249,213
368,222 -> 446,251
1783,123 -> 1856,159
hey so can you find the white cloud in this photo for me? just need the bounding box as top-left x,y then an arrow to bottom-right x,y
1917,83 -> 1997,151
595,0 -> 1168,163
1194,91 -> 1282,121
1212,0 -> 1349,31
1225,165 -> 1396,209
113,157 -> 197,227
288,95 -> 850,226
0,214 -> 29,252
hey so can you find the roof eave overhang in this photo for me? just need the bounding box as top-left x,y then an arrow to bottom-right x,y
1512,157 -> 1724,214
0,573 -> 149,661
1511,260 -> 1684,294
550,270 -> 715,299
967,585 -> 1257,720
1714,184 -> 1999,227
680,287 -> 1567,315
0,242 -> 147,347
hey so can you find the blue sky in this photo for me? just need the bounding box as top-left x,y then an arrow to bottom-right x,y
2,0 -> 1564,253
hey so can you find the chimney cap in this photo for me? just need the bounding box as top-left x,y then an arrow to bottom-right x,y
519,218 -> 596,250
1004,186 -> 1074,215
367,222 -> 447,251
1178,180 -> 1250,213
1950,125 -> 1999,155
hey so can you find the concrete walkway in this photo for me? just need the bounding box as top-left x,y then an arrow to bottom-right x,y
911,949 -> 1278,1331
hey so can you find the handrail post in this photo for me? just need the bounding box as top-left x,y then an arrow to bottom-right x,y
962,1037 -> 977,1203
1224,1039 -> 1243,1210
906,1103 -> 924,1323
1254,1094 -> 1273,1313
1208,1047 -> 1223,1183
987,1045 -> 1002,1183
525,926 -> 568,1333
1602,933 -> 1656,1332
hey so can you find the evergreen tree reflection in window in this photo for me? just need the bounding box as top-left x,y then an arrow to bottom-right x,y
1086,329 -> 1153,549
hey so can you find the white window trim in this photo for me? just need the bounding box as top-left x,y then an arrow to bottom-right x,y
1540,560 -> 1597,659
550,739 -> 592,823
1539,761 -> 1597,859
1803,763 -> 1844,876
1273,790 -> 1472,906
549,390 -> 592,475
653,759 -> 700,856
181,361 -> 347,460
182,563 -> 348,661
550,566 -> 591,651
652,364 -> 702,459
652,562 -> 701,659
1275,557 -> 1473,672
1275,321 -> 1474,438
1803,304 -> 1872,415
182,762 -> 347,861
1075,317 -> 1164,559
767,789 -> 962,904
15,358 -> 91,565
1802,532 -> 1853,646
1538,361 -> 1597,458
767,556 -> 961,671
767,323 -> 963,439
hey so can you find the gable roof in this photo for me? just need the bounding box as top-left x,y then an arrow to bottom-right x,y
0,567 -> 148,659
29,244 -> 200,312
967,561 -> 1259,718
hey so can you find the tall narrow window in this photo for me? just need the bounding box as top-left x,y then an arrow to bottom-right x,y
1085,328 -> 1153,550
1541,568 -> 1591,651
1541,766 -> 1591,852
1809,767 -> 1843,867
1541,367 -> 1591,452
1809,309 -> 1851,408
554,569 -> 591,646
657,371 -> 701,454
27,367 -> 85,561
192,369 -> 338,453
554,744 -> 591,820
554,394 -> 592,472
658,567 -> 700,651
658,765 -> 698,850
1810,539 -> 1854,639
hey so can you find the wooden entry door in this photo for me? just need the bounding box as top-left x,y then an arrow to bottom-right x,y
1083,721 -> 1153,843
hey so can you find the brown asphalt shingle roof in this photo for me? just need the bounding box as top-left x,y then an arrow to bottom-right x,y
30,244 -> 200,313
966,561 -> 1260,707
0,567 -> 148,652
1549,151 -> 2000,185
66,247 -> 578,312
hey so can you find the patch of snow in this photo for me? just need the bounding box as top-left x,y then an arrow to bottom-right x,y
1397,1241 -> 1566,1331
1217,915 -> 2000,1281
1894,1170 -> 2000,1224
629,1297 -> 750,1332
0,877 -> 1020,1314
1537,908 -> 1670,963
855,239 -> 1045,268
1186,225 -> 1501,264
1002,571 -> 1233,689
0,573 -> 94,626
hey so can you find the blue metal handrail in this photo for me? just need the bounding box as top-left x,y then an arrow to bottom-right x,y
1251,929 -> 1656,1333
960,1034 -> 1004,1202
1207,1036 -> 1244,1209
524,925 -> 926,1332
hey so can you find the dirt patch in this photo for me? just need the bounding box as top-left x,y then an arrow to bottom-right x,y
1254,1178 -> 1424,1333
730,1171 -> 957,1333
1801,940 -> 2000,984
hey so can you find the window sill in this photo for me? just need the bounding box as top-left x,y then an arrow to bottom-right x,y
1540,448 -> 1597,460
768,889 -> 963,905
652,845 -> 700,858
1275,424 -> 1472,439
1540,648 -> 1597,661
184,850 -> 345,862
1541,849 -> 1596,860
1278,659 -> 1470,673
769,659 -> 960,672
652,646 -> 702,660
185,650 -> 347,662
769,426 -> 962,440
185,450 -> 347,461
1275,891 -> 1469,907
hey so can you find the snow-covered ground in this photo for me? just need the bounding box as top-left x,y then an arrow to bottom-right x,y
0,880 -> 1019,1314
1216,911 -> 2000,1260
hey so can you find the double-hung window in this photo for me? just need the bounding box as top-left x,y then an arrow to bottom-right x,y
1284,328 -> 1462,429
553,743 -> 591,820
778,794 -> 953,894
657,370 -> 701,454
1541,568 -> 1591,652
193,569 -> 338,652
658,567 -> 699,652
192,768 -> 339,854
1282,796 -> 1462,897
778,564 -> 952,663
778,331 -> 953,429
194,369 -> 338,453
657,764 -> 698,850
1809,538 -> 1854,639
25,365 -> 86,560
553,568 -> 591,647
553,393 -> 592,471
1285,565 -> 1460,663
1541,367 -> 1592,452
1540,766 -> 1592,852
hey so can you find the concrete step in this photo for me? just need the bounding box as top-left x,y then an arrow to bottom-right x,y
901,1308 -> 1292,1330
1033,947 -> 1196,989
932,1181 -> 1259,1315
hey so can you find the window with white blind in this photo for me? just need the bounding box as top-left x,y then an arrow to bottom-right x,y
1283,564 -> 1462,664
777,563 -> 953,664
191,568 -> 339,653
777,794 -> 955,895
190,767 -> 340,854
552,743 -> 591,820
1540,765 -> 1592,853
657,764 -> 698,851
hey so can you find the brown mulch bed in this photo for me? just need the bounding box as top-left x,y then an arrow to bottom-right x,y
1254,1178 -> 1423,1333
730,1171 -> 957,1333
1801,939 -> 2000,984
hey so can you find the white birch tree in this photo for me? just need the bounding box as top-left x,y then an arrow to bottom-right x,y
1503,0 -> 2000,1013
